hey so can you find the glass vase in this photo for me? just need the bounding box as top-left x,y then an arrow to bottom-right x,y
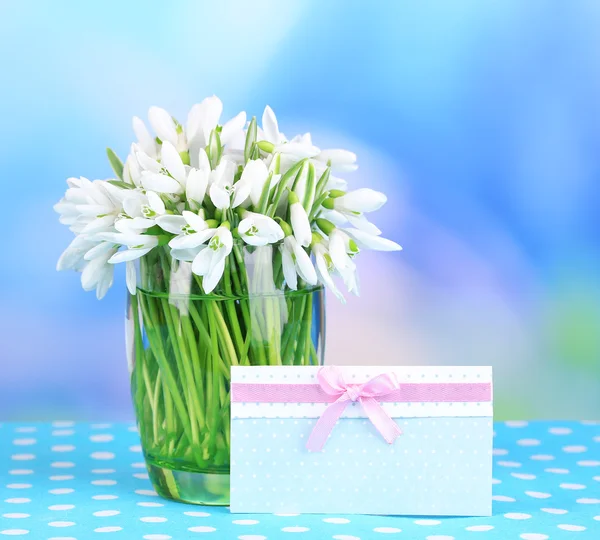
126,241 -> 325,505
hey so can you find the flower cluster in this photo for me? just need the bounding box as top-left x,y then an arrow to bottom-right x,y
55,96 -> 401,300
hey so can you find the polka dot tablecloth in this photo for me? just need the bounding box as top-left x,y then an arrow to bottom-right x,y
1,421 -> 598,539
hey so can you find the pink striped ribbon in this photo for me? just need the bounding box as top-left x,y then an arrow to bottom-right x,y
231,366 -> 492,452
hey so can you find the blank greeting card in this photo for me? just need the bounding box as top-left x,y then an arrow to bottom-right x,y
230,365 -> 493,516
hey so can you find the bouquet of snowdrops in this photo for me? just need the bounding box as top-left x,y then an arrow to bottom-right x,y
54,96 -> 401,301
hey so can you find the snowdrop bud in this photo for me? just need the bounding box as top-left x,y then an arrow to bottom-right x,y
258,140 -> 275,153
316,218 -> 335,236
334,188 -> 387,213
179,150 -> 190,165
329,189 -> 346,198
289,191 -> 312,247
275,217 -> 293,237
322,198 -> 335,210
208,129 -> 222,169
205,219 -> 219,228
311,231 -> 324,245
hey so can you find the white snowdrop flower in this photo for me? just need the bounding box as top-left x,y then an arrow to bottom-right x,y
186,96 -> 223,155
312,241 -> 345,302
344,227 -> 402,252
80,244 -> 118,300
315,149 -> 358,173
191,225 -> 233,293
280,236 -> 317,291
116,190 -> 166,233
132,116 -> 158,159
323,188 -> 387,234
261,105 -> 286,145
238,212 -> 284,247
289,192 -> 312,247
148,106 -> 179,148
244,159 -> 271,207
166,211 -> 216,250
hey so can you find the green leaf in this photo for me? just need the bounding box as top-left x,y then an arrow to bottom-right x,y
309,191 -> 331,221
256,172 -> 274,214
302,162 -> 316,212
267,159 -> 307,217
107,179 -> 135,190
314,166 -> 331,200
143,225 -> 165,236
106,148 -> 124,180
207,129 -> 222,169
244,116 -> 257,163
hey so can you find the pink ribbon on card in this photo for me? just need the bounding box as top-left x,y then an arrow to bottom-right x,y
305,366 -> 403,452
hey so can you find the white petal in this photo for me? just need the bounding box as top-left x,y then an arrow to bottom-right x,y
132,116 -> 157,157
84,242 -> 114,261
80,215 -> 116,234
169,229 -> 215,249
156,215 -> 186,234
317,149 -> 358,172
140,172 -> 183,194
171,246 -> 202,262
329,230 -> 353,270
344,212 -> 382,235
344,228 -> 402,251
315,251 -> 345,303
292,242 -> 318,285
95,266 -> 114,299
146,191 -> 166,215
191,247 -> 213,276
275,142 -> 320,158
231,179 -> 252,208
161,141 -> 186,185
209,184 -> 231,210
262,105 -> 280,144
335,188 -> 387,213
290,202 -> 312,247
197,147 -> 210,171
202,257 -> 225,293
186,96 -> 223,144
108,247 -> 153,264
81,252 -> 112,290
281,242 -> 297,290
221,111 -> 247,145
148,106 -> 178,145
185,168 -> 209,204
243,160 -> 270,207
126,260 -> 137,295
182,210 -> 208,232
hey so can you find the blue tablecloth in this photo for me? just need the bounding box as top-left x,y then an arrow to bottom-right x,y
1,421 -> 598,539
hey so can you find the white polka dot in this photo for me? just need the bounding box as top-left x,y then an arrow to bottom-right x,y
14,428 -> 36,433
4,499 -> 30,504
129,445 -> 142,452
493,495 -> 516,502
50,475 -> 74,481
525,491 -> 551,499
504,513 -> 532,520
415,520 -> 440,526
492,478 -> 501,484
560,483 -> 586,490
51,445 -> 75,453
323,518 -> 350,524
133,473 -> 149,480
0,530 -> 30,536
6,485 -> 31,490
595,476 -> 600,482
549,427 -> 572,435
557,525 -> 586,532
517,439 -> 540,446
545,468 -> 569,474
512,473 -> 536,480
52,430 -> 75,436
541,508 -> 568,514
94,527 -> 123,533
520,535 -> 549,540
90,452 -> 115,460
52,422 -> 74,428
48,522 -> 75,528
373,528 -> 402,533
576,498 -> 600,504
281,527 -> 311,533
563,445 -> 587,453
93,510 -> 120,517
135,489 -> 158,497
530,454 -> 555,461
10,455 -> 35,461
92,495 -> 118,501
9,471 -> 33,476
140,517 -> 167,523
466,525 -> 494,531
49,505 -> 75,511
132,462 -> 146,469
128,425 -> 139,432
12,439 -> 36,447
232,520 -> 259,525
2,515 -> 29,519
143,536 -> 172,540
92,469 -> 115,474
51,462 -> 75,469
505,421 -> 528,427
187,526 -> 216,533
90,434 -> 114,443
492,448 -> 508,455
48,489 -> 74,495
577,460 -> 600,467
138,502 -> 164,508
91,480 -> 117,486
497,461 -> 522,468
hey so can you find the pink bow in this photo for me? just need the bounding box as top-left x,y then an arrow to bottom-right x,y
306,366 -> 403,452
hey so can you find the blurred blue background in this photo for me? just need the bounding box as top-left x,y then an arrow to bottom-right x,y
1,0 -> 599,421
